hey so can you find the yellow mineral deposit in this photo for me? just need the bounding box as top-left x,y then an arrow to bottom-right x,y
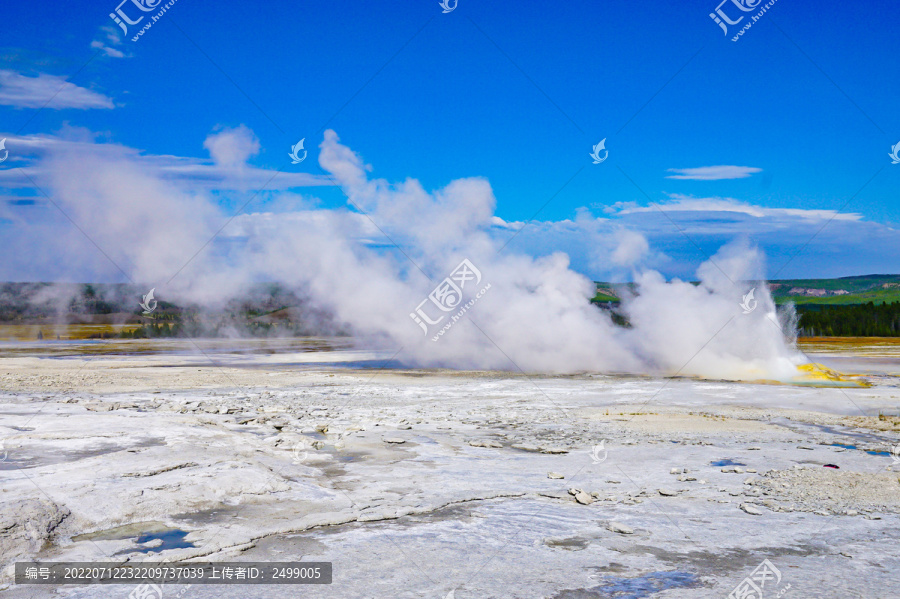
794,362 -> 871,387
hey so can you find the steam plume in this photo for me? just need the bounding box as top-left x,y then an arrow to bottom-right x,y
12,128 -> 804,380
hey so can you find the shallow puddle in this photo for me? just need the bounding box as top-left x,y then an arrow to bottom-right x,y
830,442 -> 891,456
74,521 -> 196,554
130,528 -> 195,553
73,521 -> 171,542
554,571 -> 700,598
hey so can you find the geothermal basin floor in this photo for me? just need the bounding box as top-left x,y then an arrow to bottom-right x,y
0,343 -> 899,598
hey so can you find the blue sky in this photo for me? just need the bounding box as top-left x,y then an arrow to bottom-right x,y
0,0 -> 898,281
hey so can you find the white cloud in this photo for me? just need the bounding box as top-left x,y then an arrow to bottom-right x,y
204,125 -> 260,171
91,41 -> 125,59
0,132 -> 331,191
0,70 -> 114,109
495,193 -> 896,280
611,195 -> 862,222
666,165 -> 762,180
91,25 -> 127,58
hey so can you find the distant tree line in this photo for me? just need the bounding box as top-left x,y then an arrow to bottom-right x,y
591,300 -> 900,338
797,302 -> 900,337
88,320 -> 300,339
115,321 -> 280,339
84,312 -> 347,340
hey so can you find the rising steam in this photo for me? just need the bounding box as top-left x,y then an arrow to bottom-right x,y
15,128 -> 805,380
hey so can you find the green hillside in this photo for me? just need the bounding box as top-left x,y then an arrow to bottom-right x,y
592,274 -> 900,306
768,274 -> 900,305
